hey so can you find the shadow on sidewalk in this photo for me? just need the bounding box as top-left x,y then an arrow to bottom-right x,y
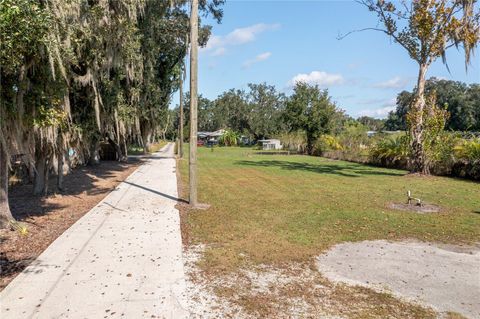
123,181 -> 188,204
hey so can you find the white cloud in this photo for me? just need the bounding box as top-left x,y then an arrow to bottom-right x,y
202,23 -> 280,56
226,24 -> 280,44
211,47 -> 227,56
357,98 -> 396,118
243,52 -> 272,68
358,106 -> 396,118
204,35 -> 222,50
256,52 -> 272,60
373,76 -> 409,89
288,71 -> 345,87
358,98 -> 390,105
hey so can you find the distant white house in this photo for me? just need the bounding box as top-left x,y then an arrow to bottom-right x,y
258,139 -> 282,150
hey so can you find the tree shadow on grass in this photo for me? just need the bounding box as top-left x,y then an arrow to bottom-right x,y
235,159 -> 405,178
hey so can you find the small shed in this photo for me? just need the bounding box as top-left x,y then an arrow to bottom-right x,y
258,139 -> 282,150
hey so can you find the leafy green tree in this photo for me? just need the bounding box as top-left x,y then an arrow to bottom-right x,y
385,91 -> 415,130
283,82 -> 340,155
213,89 -> 251,133
386,78 -> 480,131
469,84 -> 480,131
181,94 -> 216,132
179,84 -> 285,139
357,116 -> 386,131
429,79 -> 474,131
359,0 -> 480,174
0,0 -> 53,225
0,0 -> 224,228
247,83 -> 286,139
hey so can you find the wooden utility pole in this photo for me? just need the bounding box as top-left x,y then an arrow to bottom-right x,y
179,34 -> 188,159
179,69 -> 184,158
189,0 -> 198,206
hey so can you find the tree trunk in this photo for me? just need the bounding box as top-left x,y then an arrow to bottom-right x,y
57,152 -> 64,191
140,121 -> 153,154
28,163 -> 35,183
409,64 -> 429,174
16,64 -> 27,118
306,133 -> 315,155
108,137 -> 126,161
121,136 -> 128,159
162,113 -> 171,141
0,144 -> 14,228
189,0 -> 199,207
34,152 -> 49,196
57,134 -> 65,191
88,140 -> 100,165
142,130 -> 152,154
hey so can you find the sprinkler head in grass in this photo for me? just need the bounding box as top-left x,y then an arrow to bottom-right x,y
407,190 -> 422,206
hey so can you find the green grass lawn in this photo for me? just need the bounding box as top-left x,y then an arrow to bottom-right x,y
179,146 -> 480,272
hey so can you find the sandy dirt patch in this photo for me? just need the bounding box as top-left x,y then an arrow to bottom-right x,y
317,240 -> 480,319
388,202 -> 442,213
183,245 -> 435,318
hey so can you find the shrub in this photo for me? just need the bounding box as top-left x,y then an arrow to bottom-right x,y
454,139 -> 480,162
219,129 -> 239,146
279,131 -> 307,154
321,122 -> 373,162
370,135 -> 410,168
452,139 -> 480,179
312,134 -> 342,156
426,132 -> 459,175
336,122 -> 370,152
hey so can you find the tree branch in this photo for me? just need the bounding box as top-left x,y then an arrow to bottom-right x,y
337,27 -> 389,40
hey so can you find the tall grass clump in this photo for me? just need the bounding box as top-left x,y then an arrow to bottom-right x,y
452,138 -> 480,179
370,135 -> 410,168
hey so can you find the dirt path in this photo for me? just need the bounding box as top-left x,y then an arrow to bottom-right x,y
0,143 -> 189,318
317,240 -> 480,318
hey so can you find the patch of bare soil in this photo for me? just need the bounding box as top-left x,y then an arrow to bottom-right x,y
0,159 -> 142,291
183,245 -> 435,319
389,202 -> 441,213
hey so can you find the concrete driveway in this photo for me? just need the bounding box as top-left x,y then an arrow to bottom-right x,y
317,240 -> 480,318
0,143 -> 189,319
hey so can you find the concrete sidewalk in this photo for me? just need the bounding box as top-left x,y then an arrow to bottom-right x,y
1,143 -> 189,319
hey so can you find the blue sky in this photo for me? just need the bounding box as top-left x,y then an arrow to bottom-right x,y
176,0 -> 480,119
